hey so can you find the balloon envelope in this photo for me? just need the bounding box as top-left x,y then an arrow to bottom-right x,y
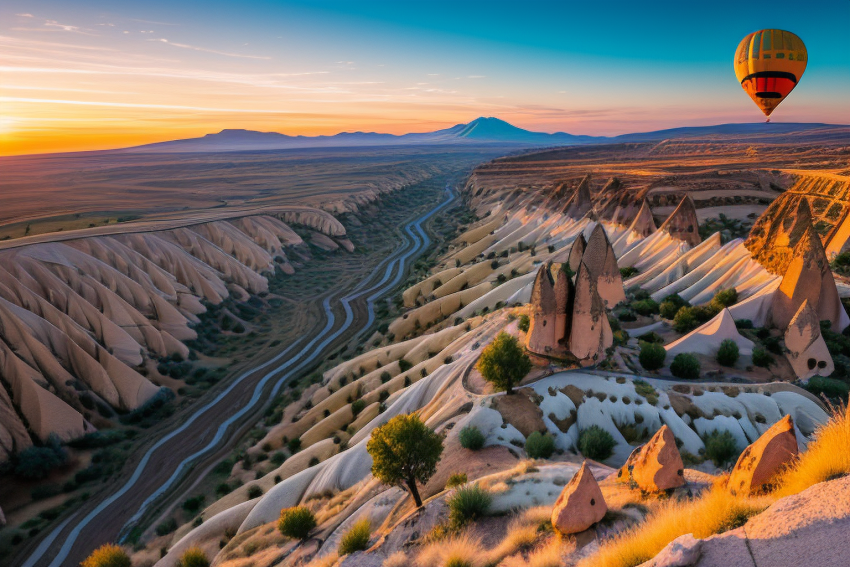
734,29 -> 807,117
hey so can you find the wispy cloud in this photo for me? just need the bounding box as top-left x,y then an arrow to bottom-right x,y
44,20 -> 92,34
151,38 -> 271,60
16,13 -> 33,17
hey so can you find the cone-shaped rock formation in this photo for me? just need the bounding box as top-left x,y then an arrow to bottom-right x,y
728,415 -> 798,496
526,265 -> 562,357
617,425 -> 685,492
771,226 -> 846,330
551,461 -> 607,535
659,195 -> 701,246
583,224 -> 626,308
569,263 -> 614,366
568,234 -> 587,274
784,300 -> 834,381
564,174 -> 593,220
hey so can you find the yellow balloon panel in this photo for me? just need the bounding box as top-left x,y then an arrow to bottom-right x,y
734,29 -> 807,117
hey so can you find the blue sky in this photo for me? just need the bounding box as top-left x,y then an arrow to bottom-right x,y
2,0 -> 848,154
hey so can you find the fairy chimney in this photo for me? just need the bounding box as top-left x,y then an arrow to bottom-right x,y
526,265 -> 559,356
569,262 -> 614,366
583,224 -> 626,308
628,200 -> 657,239
659,195 -> 701,246
554,267 -> 574,350
564,174 -> 593,219
784,300 -> 834,381
771,225 -> 845,330
568,234 -> 587,274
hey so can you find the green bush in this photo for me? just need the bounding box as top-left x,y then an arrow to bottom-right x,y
155,517 -> 178,536
338,518 -> 371,555
176,547 -> 210,567
670,353 -> 701,379
673,307 -> 699,333
182,495 -> 205,514
710,288 -> 738,310
380,371 -> 392,383
639,343 -> 667,371
525,431 -> 555,459
278,506 -> 317,540
703,430 -> 739,466
806,376 -> 850,401
716,339 -> 740,367
620,266 -> 639,278
458,425 -> 485,451
751,347 -> 773,368
351,399 -> 367,416
81,544 -> 131,567
518,314 -> 530,333
247,485 -> 263,499
638,331 -> 664,344
447,484 -> 491,527
578,426 -> 615,461
659,294 -> 690,319
446,472 -> 468,488
632,298 -> 660,316
14,435 -> 68,479
476,332 -> 532,394
288,438 -> 302,453
398,359 -> 413,372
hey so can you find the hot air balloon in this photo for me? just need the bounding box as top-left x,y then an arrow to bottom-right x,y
734,29 -> 807,120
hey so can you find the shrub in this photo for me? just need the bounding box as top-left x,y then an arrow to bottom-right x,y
518,314 -> 530,333
247,485 -> 263,499
367,413 -> 444,508
278,506 -> 317,540
14,435 -> 68,479
673,308 -> 699,333
380,371 -> 392,383
525,431 -> 555,459
805,376 -> 850,401
710,288 -> 738,310
447,484 -> 491,527
176,547 -> 210,567
288,438 -> 302,453
398,359 -> 413,372
155,517 -> 178,536
215,482 -> 232,496
632,299 -> 659,316
670,353 -> 701,379
476,332 -> 532,395
578,426 -> 615,461
338,518 -> 371,555
703,430 -> 739,466
620,266 -> 639,278
638,331 -> 664,344
81,544 -> 132,567
182,495 -> 205,514
351,399 -> 367,416
639,343 -> 667,371
446,472 -> 468,488
459,426 -> 485,451
751,347 -> 773,368
716,339 -> 740,367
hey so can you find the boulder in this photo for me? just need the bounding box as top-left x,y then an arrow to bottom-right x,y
551,461 -> 607,534
728,415 -> 798,497
637,533 -> 701,567
659,195 -> 701,246
771,225 -> 847,331
617,425 -> 685,492
784,300 -> 834,381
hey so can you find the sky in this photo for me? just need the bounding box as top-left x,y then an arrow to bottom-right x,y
1,0 -> 849,155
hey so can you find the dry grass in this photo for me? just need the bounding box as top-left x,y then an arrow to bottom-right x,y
304,552 -> 339,567
581,405 -> 850,567
487,518 -> 539,564
417,533 -> 486,567
519,506 -> 552,529
499,537 -> 573,567
776,404 -> 850,497
383,551 -> 409,567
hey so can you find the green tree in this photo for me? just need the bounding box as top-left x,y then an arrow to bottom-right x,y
367,413 -> 444,508
476,332 -> 532,395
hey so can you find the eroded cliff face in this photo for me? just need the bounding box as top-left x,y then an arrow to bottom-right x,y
746,174 -> 850,272
0,213 -> 347,463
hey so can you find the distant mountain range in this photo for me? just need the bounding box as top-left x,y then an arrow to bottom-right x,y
121,117 -> 847,153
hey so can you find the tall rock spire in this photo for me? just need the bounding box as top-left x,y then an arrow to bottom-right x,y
554,267 -> 574,350
582,224 -> 626,308
526,264 -> 558,356
563,174 -> 593,219
659,195 -> 701,246
569,262 -> 614,366
568,234 -> 587,274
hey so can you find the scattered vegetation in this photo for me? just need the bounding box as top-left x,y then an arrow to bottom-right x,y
716,339 -> 740,367
176,547 -> 210,567
11,435 -> 68,479
446,472 -> 468,488
338,518 -> 371,555
639,343 -> 666,371
578,426 -> 615,461
620,267 -> 639,278
367,413 -> 444,507
751,347 -> 773,368
659,294 -> 689,320
476,332 -> 532,395
670,353 -> 701,379
702,430 -> 740,466
278,506 -> 317,540
525,431 -> 555,459
459,425 -> 486,450
518,314 -> 531,333
80,544 -> 132,567
447,484 -> 492,528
